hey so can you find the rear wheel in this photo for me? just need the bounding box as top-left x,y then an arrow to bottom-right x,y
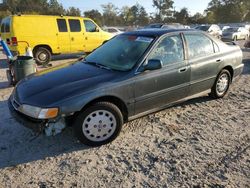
210,69 -> 231,99
73,102 -> 123,146
34,47 -> 52,66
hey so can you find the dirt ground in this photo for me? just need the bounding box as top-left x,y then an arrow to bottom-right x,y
0,42 -> 249,188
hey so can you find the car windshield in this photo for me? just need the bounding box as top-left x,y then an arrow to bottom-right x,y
224,27 -> 239,32
196,25 -> 210,31
85,35 -> 154,71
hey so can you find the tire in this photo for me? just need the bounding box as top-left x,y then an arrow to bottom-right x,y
210,69 -> 231,99
73,102 -> 123,146
34,47 -> 52,66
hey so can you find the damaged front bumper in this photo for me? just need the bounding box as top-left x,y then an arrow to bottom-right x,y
8,98 -> 66,135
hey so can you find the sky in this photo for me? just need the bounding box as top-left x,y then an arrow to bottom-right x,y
58,0 -> 211,16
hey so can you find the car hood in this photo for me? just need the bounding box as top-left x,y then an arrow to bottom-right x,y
15,61 -> 124,107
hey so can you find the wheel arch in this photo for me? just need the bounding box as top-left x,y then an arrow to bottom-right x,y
222,65 -> 234,82
33,44 -> 53,54
81,95 -> 128,122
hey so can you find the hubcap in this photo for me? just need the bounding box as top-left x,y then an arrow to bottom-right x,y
82,110 -> 117,142
38,52 -> 47,61
216,73 -> 229,95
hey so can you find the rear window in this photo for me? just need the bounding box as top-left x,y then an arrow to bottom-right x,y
57,19 -> 67,32
1,17 -> 11,33
68,19 -> 81,32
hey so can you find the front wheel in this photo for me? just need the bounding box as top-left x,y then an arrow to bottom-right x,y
210,69 -> 231,99
73,102 -> 123,146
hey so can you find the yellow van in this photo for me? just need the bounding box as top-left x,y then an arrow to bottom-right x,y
0,15 -> 113,65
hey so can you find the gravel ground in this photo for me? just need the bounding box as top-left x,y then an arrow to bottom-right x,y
0,43 -> 249,188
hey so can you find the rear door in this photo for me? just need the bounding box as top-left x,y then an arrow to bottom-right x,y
83,19 -> 104,52
184,33 -> 221,95
68,19 -> 85,53
56,18 -> 70,53
134,34 -> 190,114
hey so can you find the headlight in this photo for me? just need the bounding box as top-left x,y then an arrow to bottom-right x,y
18,104 -> 58,119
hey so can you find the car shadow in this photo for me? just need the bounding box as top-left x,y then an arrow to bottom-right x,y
0,99 -> 89,169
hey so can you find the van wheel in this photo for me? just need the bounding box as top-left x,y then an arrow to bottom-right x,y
73,102 -> 123,146
210,69 -> 231,99
34,47 -> 51,66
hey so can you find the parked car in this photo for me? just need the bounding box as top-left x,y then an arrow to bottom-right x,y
9,29 -> 244,146
103,27 -> 124,36
144,23 -> 185,29
222,27 -> 249,41
0,15 -> 113,66
195,24 -> 222,39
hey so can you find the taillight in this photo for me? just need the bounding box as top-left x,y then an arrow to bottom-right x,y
6,38 -> 11,45
11,37 -> 18,46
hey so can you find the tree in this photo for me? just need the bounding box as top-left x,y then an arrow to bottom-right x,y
66,7 -> 81,16
153,0 -> 174,22
84,9 -> 103,26
101,3 -> 119,26
174,8 -> 189,24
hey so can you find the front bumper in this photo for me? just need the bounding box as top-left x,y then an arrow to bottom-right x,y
8,98 -> 47,132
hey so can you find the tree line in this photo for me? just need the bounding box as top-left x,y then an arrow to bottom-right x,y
0,0 -> 249,26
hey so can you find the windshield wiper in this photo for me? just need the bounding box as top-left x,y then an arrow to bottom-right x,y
84,61 -> 112,70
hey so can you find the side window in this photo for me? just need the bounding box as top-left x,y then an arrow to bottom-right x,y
1,23 -> 5,33
68,19 -> 81,32
185,34 -> 214,59
84,20 -> 97,32
5,18 -> 10,33
148,35 -> 184,66
57,19 -> 67,32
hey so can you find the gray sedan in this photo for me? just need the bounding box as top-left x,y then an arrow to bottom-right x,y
9,29 -> 244,146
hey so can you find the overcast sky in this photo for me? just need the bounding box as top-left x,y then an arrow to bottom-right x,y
58,0 -> 211,15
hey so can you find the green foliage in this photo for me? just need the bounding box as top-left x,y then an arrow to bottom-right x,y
153,0 -> 174,22
84,9 -> 103,25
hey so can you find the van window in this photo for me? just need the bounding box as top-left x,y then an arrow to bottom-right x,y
5,18 -> 10,32
57,19 -> 67,32
84,20 -> 97,32
68,19 -> 81,32
184,34 -> 214,59
1,23 -> 5,33
1,17 -> 11,33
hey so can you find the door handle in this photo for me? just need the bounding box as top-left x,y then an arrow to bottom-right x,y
178,67 -> 187,73
85,37 -> 88,40
216,59 -> 222,62
71,37 -> 74,41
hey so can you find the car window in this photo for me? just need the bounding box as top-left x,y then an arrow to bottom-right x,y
57,19 -> 68,32
68,19 -> 81,32
185,34 -> 214,59
148,35 -> 184,66
1,17 -> 10,33
84,20 -> 97,32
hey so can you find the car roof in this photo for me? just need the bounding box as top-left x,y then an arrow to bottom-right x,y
124,29 -> 197,37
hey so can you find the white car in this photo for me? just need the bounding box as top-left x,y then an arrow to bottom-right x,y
222,27 -> 249,41
103,27 -> 123,36
195,24 -> 222,39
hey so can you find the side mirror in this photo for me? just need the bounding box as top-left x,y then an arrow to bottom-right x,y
95,27 -> 100,32
143,59 -> 163,71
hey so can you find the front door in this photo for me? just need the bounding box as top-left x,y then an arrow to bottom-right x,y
68,19 -> 85,53
83,19 -> 104,52
134,34 -> 190,115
